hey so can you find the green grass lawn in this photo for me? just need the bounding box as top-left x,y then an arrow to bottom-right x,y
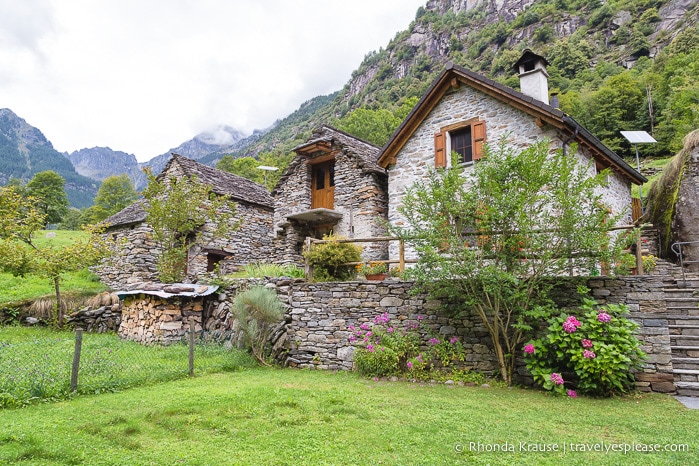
1,368 -> 697,465
0,327 -> 256,408
0,230 -> 109,305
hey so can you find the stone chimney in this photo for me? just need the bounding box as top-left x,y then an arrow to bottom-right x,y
513,49 -> 550,105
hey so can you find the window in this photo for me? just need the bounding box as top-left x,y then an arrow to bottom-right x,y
434,119 -> 486,167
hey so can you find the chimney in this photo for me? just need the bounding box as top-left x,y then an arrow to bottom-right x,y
513,49 -> 550,105
550,92 -> 560,109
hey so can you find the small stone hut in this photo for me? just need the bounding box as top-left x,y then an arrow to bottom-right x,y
98,154 -> 274,288
272,125 -> 388,263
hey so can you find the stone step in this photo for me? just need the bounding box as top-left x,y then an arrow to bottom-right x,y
669,335 -> 699,340
672,357 -> 699,365
673,369 -> 699,375
668,324 -> 699,329
675,381 -> 699,397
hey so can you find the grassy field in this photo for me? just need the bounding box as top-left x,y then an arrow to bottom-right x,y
0,230 -> 109,305
0,327 -> 256,408
0,369 -> 697,465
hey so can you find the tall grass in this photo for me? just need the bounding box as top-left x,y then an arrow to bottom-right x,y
0,327 -> 256,408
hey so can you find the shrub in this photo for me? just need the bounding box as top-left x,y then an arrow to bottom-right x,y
231,286 -> 285,365
523,298 -> 645,396
303,234 -> 362,282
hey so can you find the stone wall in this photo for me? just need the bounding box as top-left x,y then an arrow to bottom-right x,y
386,84 -> 633,261
66,304 -> 122,333
280,276 -> 675,393
673,136 -> 699,270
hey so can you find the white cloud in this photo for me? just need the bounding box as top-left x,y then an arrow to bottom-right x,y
0,0 -> 425,161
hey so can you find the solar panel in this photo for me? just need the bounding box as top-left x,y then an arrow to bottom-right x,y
620,131 -> 657,144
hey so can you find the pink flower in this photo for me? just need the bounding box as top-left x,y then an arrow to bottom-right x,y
523,344 -> 535,355
360,323 -> 370,331
563,316 -> 582,333
387,327 -> 394,333
429,337 -> 440,345
374,313 -> 390,325
416,354 -> 424,363
366,344 -> 374,352
366,331 -> 372,338
582,339 -> 593,349
348,325 -> 355,331
567,390 -> 578,398
449,336 -> 459,344
551,373 -> 564,385
349,335 -> 357,342
583,350 -> 596,359
417,315 -> 425,321
406,361 -> 413,369
597,312 -> 612,323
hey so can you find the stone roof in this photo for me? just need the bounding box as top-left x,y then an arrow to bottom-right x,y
378,62 -> 646,185
273,125 -> 383,195
104,154 -> 273,228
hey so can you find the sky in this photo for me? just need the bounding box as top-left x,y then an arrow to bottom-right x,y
0,0 -> 426,162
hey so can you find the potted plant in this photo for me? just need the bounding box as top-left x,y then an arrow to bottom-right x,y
356,261 -> 388,281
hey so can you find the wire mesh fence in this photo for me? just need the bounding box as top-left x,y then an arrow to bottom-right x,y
0,326 -> 255,408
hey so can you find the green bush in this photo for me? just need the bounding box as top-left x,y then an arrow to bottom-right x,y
523,298 -> 645,397
303,234 -> 362,282
232,286 -> 285,365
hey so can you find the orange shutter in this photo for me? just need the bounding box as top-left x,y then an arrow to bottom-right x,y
434,132 -> 446,168
472,120 -> 486,161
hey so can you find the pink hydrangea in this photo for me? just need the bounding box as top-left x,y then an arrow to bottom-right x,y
597,312 -> 612,323
523,344 -> 535,355
583,349 -> 596,359
562,316 -> 582,333
581,339 -> 593,349
551,373 -> 564,385
567,390 -> 578,398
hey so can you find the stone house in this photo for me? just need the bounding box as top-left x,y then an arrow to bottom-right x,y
98,154 -> 274,288
377,50 -> 646,261
272,125 -> 388,263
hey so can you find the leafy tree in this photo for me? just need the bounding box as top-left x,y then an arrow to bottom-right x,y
392,139 -> 625,386
0,186 -> 109,326
25,171 -> 69,225
141,171 -> 240,283
58,207 -> 83,230
92,175 -> 138,220
335,97 -> 418,147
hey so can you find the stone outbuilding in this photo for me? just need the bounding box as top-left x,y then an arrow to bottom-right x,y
272,125 -> 388,263
98,154 -> 274,288
377,51 -> 646,261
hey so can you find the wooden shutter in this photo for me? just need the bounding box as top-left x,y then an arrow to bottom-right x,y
472,120 -> 486,161
434,131 -> 446,168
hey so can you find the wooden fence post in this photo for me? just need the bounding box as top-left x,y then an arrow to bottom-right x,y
189,325 -> 195,377
304,236 -> 313,280
70,328 -> 83,392
636,234 -> 644,275
399,240 -> 405,272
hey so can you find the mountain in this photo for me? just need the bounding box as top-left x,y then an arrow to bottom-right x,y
0,108 -> 98,208
139,125 -> 252,177
220,0 -> 699,161
65,147 -> 146,191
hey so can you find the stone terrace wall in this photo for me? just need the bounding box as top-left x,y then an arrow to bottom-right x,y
284,281 -> 497,372
282,276 -> 674,393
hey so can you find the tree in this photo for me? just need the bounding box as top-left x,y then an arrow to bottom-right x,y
335,97 -> 418,147
92,175 -> 138,220
392,139 -> 626,386
25,171 -> 69,225
217,152 -> 293,191
141,171 -> 240,283
0,186 -> 109,326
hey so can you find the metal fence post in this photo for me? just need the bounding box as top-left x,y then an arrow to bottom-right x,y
70,328 -> 83,392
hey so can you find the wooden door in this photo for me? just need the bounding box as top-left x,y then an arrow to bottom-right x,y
311,160 -> 335,209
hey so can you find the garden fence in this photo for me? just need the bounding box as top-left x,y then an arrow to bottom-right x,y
0,327 -> 251,408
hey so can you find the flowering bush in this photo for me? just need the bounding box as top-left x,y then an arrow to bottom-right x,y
523,299 -> 645,397
351,313 -> 466,377
356,261 -> 388,276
